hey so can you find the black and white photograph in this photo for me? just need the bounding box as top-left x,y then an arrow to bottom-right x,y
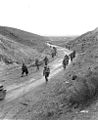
0,0 -> 98,119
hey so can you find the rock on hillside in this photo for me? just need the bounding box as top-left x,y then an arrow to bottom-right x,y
65,28 -> 98,53
0,26 -> 51,65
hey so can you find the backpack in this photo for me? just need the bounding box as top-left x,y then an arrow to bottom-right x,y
43,67 -> 50,76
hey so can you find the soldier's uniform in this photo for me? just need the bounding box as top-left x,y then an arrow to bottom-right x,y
43,56 -> 49,65
21,63 -> 28,77
35,59 -> 39,71
69,50 -> 76,61
43,66 -> 50,83
62,55 -> 69,70
53,47 -> 57,56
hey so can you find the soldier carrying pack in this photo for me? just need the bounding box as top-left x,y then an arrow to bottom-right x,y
43,66 -> 50,83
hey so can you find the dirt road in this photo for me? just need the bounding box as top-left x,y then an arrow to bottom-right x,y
5,44 -> 71,102
0,44 -> 72,120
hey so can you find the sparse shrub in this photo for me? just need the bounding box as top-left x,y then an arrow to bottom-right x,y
67,79 -> 89,107
86,73 -> 98,93
67,73 -> 98,108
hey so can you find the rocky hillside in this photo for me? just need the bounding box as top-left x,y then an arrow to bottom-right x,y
35,27 -> 98,119
65,28 -> 98,53
0,26 -> 51,65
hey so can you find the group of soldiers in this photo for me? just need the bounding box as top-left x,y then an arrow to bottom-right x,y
21,56 -> 50,83
21,47 -> 76,83
21,46 -> 57,83
62,50 -> 76,70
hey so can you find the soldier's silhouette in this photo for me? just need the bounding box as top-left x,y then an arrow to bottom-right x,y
43,56 -> 49,65
43,66 -> 50,83
62,55 -> 69,70
21,63 -> 28,77
35,58 -> 39,71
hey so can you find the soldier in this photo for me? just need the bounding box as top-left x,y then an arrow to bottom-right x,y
21,63 -> 29,77
43,66 -> 50,83
51,51 -> 55,58
62,55 -> 69,70
35,58 -> 39,71
43,56 -> 49,65
69,50 -> 76,61
53,47 -> 57,56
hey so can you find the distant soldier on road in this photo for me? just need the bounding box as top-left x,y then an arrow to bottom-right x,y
53,47 -> 57,56
62,55 -> 69,70
43,56 -> 49,65
69,50 -> 76,61
43,66 -> 50,83
35,58 -> 40,71
21,63 -> 29,77
51,51 -> 55,58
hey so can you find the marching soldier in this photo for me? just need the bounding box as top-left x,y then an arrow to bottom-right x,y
43,66 -> 50,83
21,63 -> 29,77
35,58 -> 40,71
43,56 -> 49,65
62,55 -> 69,70
69,50 -> 76,61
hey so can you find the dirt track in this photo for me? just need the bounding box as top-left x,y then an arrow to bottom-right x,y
0,44 -> 72,120
5,45 -> 71,103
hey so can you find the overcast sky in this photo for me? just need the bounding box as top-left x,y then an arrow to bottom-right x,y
0,0 -> 98,36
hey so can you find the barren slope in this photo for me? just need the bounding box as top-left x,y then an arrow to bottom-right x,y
65,28 -> 98,52
0,26 -> 51,65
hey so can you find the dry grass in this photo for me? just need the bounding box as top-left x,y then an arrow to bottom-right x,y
67,73 -> 97,108
3,28 -> 98,120
65,28 -> 98,52
0,26 -> 52,65
27,28 -> 98,119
